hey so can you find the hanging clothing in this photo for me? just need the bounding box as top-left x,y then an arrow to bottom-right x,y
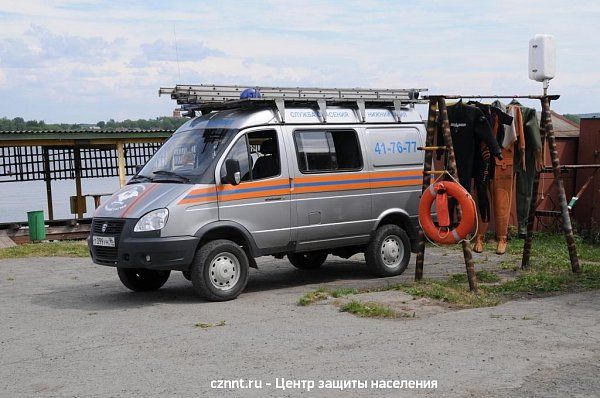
436,101 -> 502,193
467,101 -> 512,222
511,102 -> 543,235
477,101 -> 513,149
507,104 -> 526,171
474,101 -> 515,253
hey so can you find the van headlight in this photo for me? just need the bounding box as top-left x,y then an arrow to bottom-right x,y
134,208 -> 169,232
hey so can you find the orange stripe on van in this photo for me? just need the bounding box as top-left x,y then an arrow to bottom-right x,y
295,181 -> 372,194
187,187 -> 218,195
178,185 -> 218,205
371,178 -> 423,189
218,187 -> 291,202
218,178 -> 289,192
370,170 -> 422,179
178,197 -> 218,205
295,173 -> 371,184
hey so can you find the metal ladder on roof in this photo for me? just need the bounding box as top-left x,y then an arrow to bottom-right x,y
159,84 -> 428,122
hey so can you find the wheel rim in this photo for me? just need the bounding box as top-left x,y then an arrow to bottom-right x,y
209,252 -> 240,291
380,235 -> 403,268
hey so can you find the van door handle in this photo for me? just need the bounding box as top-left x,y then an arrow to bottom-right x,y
265,196 -> 284,201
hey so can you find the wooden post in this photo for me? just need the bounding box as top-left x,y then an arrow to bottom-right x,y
73,147 -> 84,219
415,99 -> 437,281
531,97 -> 580,273
42,147 -> 54,221
438,97 -> 478,292
116,141 -> 127,188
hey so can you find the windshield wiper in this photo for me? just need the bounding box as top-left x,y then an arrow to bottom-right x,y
152,170 -> 191,183
128,174 -> 153,184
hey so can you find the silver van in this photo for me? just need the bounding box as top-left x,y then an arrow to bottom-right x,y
89,85 -> 426,301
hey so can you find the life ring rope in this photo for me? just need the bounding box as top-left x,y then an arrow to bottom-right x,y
418,172 -> 478,246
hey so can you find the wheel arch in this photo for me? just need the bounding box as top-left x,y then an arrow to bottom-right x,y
194,221 -> 259,268
373,209 -> 418,252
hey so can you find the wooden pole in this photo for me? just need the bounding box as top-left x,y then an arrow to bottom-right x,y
116,141 -> 127,188
437,97 -> 478,292
42,147 -> 54,221
540,97 -> 580,273
73,147 -> 83,219
415,99 -> 437,281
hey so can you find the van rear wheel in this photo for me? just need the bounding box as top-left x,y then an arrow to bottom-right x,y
366,224 -> 410,277
117,268 -> 170,292
287,251 -> 328,269
191,239 -> 249,302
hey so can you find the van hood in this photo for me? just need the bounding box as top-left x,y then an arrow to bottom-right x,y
93,183 -> 191,219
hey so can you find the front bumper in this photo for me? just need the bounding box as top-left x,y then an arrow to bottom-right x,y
88,218 -> 199,271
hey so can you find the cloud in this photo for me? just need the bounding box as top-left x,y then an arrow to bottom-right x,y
28,24 -> 124,62
142,39 -> 223,62
0,24 -> 124,68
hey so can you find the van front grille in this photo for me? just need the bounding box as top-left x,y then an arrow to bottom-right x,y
92,219 -> 126,235
91,218 -> 125,264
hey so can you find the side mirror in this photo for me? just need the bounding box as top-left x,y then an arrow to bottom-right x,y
135,165 -> 143,174
224,159 -> 241,186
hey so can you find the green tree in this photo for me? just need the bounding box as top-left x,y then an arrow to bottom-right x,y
0,115 -> 187,131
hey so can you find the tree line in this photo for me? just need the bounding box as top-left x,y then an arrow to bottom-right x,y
0,116 -> 188,131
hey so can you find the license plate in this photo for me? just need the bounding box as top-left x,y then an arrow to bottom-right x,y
92,236 -> 115,247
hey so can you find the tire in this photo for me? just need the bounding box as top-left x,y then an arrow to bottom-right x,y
365,224 -> 411,277
191,239 -> 249,301
287,251 -> 328,270
117,268 -> 171,292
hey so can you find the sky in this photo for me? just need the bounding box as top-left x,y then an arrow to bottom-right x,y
0,0 -> 599,123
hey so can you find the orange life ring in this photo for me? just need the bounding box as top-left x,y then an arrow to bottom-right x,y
418,181 -> 476,244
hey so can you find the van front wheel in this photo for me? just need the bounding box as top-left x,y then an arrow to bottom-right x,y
287,251 -> 328,269
366,224 -> 410,277
117,268 -> 170,292
191,240 -> 249,301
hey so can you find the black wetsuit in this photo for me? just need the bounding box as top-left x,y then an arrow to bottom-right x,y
437,101 -> 502,192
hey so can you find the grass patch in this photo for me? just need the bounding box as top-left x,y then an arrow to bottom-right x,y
339,300 -> 399,318
0,240 -> 89,259
398,280 -> 501,308
330,287 -> 360,297
298,286 -> 361,306
195,320 -> 226,329
476,269 -> 501,283
500,260 -> 518,271
449,270 -> 500,284
488,263 -> 600,295
297,287 -> 331,306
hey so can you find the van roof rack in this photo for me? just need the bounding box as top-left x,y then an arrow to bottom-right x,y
159,84 -> 428,122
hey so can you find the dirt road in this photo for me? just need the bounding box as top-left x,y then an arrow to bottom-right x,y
1,252 -> 598,397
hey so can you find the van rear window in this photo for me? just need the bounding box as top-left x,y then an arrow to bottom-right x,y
294,130 -> 362,173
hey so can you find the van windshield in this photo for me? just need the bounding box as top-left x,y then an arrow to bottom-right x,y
133,127 -> 234,184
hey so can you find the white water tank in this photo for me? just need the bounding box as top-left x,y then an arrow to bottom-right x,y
529,34 -> 556,82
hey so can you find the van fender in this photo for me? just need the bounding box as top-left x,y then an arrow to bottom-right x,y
372,208 -> 418,251
194,221 -> 259,268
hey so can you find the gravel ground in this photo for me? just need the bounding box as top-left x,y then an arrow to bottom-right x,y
1,249 -> 598,397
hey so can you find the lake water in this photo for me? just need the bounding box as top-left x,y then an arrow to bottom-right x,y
0,177 -> 122,223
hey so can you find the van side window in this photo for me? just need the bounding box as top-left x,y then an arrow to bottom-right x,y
249,130 -> 280,180
220,136 -> 251,182
294,130 -> 362,173
220,130 -> 280,183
